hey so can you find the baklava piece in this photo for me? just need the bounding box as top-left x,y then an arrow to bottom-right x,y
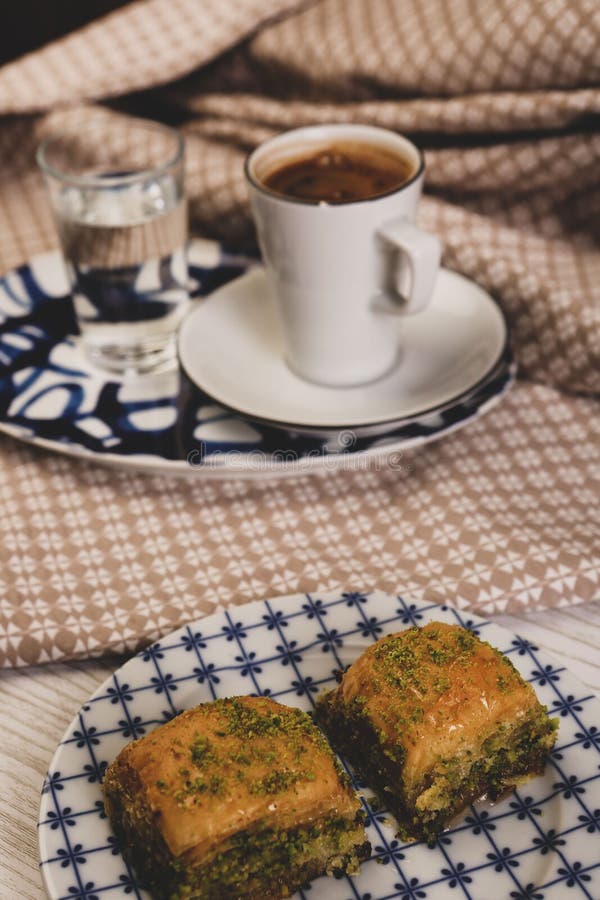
316,621 -> 558,841
102,696 -> 369,899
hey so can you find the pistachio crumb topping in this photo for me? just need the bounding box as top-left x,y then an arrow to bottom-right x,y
248,768 -> 308,796
315,622 -> 559,844
151,698 -> 338,809
190,734 -> 214,766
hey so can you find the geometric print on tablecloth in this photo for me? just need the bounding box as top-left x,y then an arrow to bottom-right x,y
418,196 -> 600,398
1,375 -> 599,668
248,0 -> 600,99
39,591 -> 600,900
0,0 -> 598,678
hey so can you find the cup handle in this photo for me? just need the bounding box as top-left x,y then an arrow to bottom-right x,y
373,219 -> 441,315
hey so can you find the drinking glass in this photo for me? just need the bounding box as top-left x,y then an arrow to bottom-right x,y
38,119 -> 188,374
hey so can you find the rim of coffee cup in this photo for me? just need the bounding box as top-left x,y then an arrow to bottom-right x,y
245,123 -> 425,206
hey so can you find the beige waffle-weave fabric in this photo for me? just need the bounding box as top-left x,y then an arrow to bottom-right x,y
0,0 -> 598,666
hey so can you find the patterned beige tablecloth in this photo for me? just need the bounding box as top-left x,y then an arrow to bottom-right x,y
0,0 -> 598,667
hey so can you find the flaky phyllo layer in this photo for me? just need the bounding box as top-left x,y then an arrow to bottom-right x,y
317,622 -> 558,841
102,696 -> 369,899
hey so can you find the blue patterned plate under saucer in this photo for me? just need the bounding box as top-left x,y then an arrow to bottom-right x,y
0,242 -> 514,477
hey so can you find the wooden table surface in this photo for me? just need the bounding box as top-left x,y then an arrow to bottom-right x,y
2,600 -> 599,899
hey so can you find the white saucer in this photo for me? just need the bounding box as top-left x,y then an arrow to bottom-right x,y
178,267 -> 507,433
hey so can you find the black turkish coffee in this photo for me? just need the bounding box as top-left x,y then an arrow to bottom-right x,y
261,142 -> 416,204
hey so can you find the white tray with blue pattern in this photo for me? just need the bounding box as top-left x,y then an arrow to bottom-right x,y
0,241 -> 515,478
38,591 -> 600,899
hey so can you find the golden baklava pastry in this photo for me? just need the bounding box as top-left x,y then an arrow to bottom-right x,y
102,695 -> 369,899
316,621 -> 558,842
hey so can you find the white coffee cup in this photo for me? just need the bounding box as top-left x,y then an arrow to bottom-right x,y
245,124 -> 441,387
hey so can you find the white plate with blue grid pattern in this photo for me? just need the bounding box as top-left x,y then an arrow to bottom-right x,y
39,591 -> 600,900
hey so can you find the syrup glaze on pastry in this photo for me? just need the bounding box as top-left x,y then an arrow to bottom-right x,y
317,622 -> 558,841
103,695 -> 369,899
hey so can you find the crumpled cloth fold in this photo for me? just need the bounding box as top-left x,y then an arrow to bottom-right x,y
0,0 -> 598,666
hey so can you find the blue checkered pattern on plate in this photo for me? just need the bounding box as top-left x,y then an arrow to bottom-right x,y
38,591 -> 600,899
